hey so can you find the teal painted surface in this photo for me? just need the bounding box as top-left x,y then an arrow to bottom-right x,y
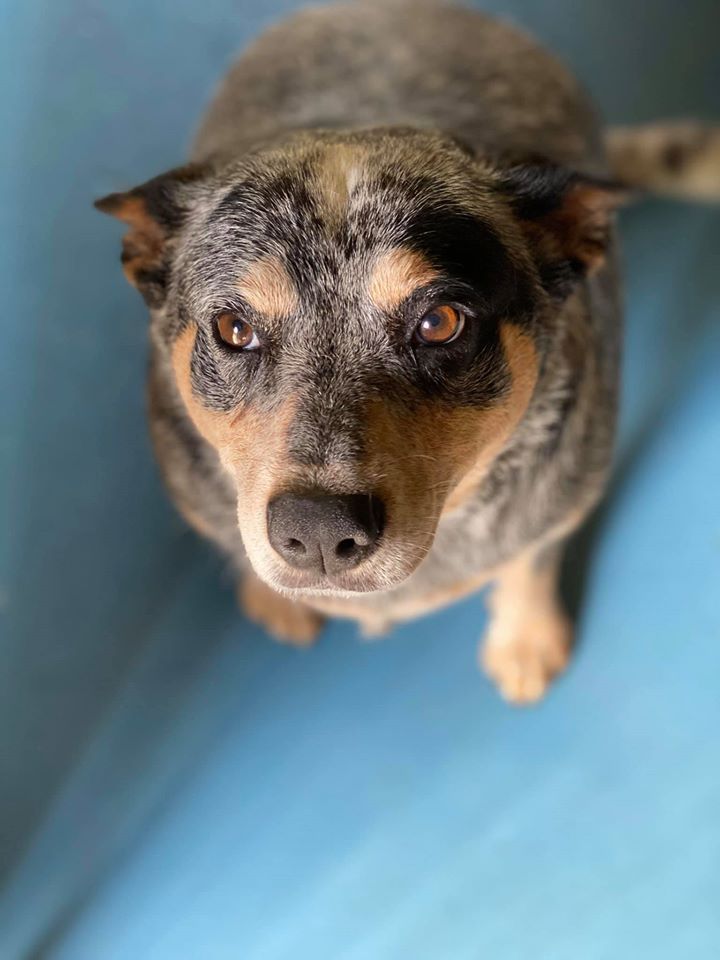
1,1 -> 719,957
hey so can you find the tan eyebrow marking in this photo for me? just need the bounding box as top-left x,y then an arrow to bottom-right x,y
236,255 -> 299,318
367,247 -> 440,312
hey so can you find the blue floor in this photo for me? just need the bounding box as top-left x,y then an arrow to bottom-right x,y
1,1 -> 719,958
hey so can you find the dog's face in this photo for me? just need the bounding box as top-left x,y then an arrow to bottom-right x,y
98,129 -> 620,595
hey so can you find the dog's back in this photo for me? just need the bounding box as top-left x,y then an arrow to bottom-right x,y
193,1 -> 604,173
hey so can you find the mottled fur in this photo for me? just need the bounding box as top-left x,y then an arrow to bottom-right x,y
96,1 -> 717,701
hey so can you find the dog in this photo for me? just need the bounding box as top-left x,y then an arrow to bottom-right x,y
96,0 -> 720,703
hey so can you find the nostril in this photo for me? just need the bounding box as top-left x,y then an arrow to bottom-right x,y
285,537 -> 306,556
336,537 -> 359,558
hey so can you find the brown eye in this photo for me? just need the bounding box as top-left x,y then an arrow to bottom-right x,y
215,311 -> 260,350
415,305 -> 465,345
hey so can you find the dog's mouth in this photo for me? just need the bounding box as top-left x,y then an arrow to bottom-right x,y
267,568 -> 393,596
260,546 -> 425,597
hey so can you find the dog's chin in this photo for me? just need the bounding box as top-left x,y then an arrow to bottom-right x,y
258,567 -> 412,599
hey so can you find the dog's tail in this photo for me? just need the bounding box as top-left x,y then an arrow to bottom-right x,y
606,121 -> 720,202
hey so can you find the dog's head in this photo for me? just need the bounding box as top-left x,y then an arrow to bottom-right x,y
97,129 -> 621,596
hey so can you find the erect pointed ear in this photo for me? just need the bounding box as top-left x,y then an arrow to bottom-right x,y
497,163 -> 629,299
94,163 -> 210,307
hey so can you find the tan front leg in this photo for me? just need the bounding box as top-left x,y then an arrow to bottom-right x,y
481,543 -> 572,705
239,572 -> 324,648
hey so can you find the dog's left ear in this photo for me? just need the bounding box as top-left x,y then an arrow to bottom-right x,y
95,163 -> 210,307
498,163 -> 629,299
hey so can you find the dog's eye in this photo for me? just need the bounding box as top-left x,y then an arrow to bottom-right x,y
215,311 -> 260,350
414,305 -> 465,345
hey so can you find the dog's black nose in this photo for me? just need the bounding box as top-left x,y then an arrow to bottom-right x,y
267,493 -> 385,575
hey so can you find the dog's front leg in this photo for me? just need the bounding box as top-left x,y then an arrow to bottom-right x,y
239,571 -> 324,648
480,542 -> 572,704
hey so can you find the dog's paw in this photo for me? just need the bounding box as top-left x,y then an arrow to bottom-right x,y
480,615 -> 572,705
239,574 -> 323,648
358,616 -> 393,640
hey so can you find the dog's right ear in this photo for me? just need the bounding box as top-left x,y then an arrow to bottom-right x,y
95,163 -> 210,307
